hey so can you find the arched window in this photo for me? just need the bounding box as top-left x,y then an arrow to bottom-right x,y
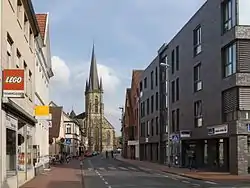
106,131 -> 111,146
95,96 -> 98,113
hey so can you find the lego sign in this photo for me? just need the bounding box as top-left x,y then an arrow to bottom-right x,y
3,69 -> 25,98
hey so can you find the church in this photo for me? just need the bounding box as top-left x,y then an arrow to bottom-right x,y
75,45 -> 115,152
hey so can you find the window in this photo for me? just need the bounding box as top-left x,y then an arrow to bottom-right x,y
24,14 -> 29,39
176,46 -> 179,71
147,121 -> 150,136
171,49 -> 175,74
95,97 -> 98,113
29,28 -> 33,49
24,62 -> 28,95
222,0 -> 234,33
176,78 -> 179,101
176,109 -> 180,131
151,119 -> 154,136
155,92 -> 159,110
16,49 -> 21,68
171,110 -> 176,132
150,71 -> 154,90
139,81 -> 142,92
146,98 -> 149,115
28,70 -> 32,100
66,127 -> 71,134
140,122 -> 145,137
194,63 -> 202,92
6,128 -> 16,175
156,117 -> 159,135
17,0 -> 22,23
193,26 -> 202,56
171,80 -> 175,103
7,34 -> 13,68
194,100 -> 203,127
223,43 -> 236,77
107,131 -> 111,146
151,95 -> 154,113
144,77 -> 147,89
155,67 -> 158,86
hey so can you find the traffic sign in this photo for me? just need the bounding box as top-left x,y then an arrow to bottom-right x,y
65,138 -> 71,145
247,124 -> 250,132
172,134 -> 179,142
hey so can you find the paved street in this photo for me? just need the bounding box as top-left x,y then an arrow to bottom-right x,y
83,155 -> 239,188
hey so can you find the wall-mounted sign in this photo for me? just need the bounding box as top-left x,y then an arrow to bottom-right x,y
145,138 -> 148,143
180,130 -> 191,138
35,106 -> 51,120
208,124 -> 228,136
3,69 -> 25,98
6,114 -> 18,131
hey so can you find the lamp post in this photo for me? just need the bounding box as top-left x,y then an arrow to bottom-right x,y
160,62 -> 171,167
119,107 -> 124,157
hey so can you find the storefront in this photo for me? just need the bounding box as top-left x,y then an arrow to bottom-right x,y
3,100 -> 37,188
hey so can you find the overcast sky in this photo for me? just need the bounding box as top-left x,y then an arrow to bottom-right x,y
33,0 -> 207,135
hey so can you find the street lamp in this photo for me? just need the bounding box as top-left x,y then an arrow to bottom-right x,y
160,62 -> 171,167
119,107 -> 124,157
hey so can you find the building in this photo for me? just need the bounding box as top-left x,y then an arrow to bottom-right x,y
139,56 -> 164,163
0,0 -> 40,187
123,88 -> 131,158
123,70 -> 142,159
163,0 -> 250,175
49,101 -> 64,156
33,13 -> 54,175
63,110 -> 83,156
76,45 -> 115,152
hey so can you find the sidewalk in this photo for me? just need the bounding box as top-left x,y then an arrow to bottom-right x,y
117,156 -> 250,181
21,160 -> 84,188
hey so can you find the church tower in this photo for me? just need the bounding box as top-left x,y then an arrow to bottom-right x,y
85,45 -> 104,152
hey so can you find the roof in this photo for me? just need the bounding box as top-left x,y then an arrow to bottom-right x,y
75,112 -> 86,119
49,106 -> 63,139
69,110 -> 76,118
36,13 -> 47,40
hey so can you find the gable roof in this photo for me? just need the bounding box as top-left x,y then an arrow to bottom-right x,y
36,13 -> 47,40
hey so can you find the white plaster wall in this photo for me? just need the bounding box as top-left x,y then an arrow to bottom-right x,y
238,0 -> 250,25
2,0 -> 36,115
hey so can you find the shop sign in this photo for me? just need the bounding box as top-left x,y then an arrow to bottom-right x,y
35,105 -> 51,120
6,114 -> 18,130
128,140 -> 139,146
208,124 -> 228,136
2,69 -> 25,98
180,130 -> 191,138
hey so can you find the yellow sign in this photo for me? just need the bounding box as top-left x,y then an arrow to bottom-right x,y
35,106 -> 49,116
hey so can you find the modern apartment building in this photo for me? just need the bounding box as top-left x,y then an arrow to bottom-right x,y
163,0 -> 250,175
0,0 -> 40,187
139,56 -> 163,163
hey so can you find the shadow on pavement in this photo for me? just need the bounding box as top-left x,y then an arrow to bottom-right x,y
46,180 -> 82,188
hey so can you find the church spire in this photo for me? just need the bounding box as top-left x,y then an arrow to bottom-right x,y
88,44 -> 100,92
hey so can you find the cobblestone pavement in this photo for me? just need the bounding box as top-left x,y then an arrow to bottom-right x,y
21,159 -> 84,188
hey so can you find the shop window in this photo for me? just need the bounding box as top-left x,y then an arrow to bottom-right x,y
6,128 -> 17,176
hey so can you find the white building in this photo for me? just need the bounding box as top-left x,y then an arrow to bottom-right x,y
0,0 -> 40,187
33,13 -> 53,174
63,110 -> 82,156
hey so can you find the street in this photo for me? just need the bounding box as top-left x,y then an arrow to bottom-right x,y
83,155 -> 248,188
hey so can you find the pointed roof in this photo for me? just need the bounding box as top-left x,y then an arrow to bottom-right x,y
36,13 -> 47,40
88,44 -> 99,91
69,110 -> 76,118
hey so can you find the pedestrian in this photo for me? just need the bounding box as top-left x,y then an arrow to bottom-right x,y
106,151 -> 108,158
111,150 -> 114,158
187,149 -> 194,171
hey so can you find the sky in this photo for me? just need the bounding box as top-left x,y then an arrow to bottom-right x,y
33,0 -> 207,135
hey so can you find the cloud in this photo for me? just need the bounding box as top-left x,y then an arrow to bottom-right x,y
50,56 -> 70,86
49,55 -> 125,134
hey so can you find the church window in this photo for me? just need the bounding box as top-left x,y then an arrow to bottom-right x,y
95,97 -> 98,113
107,131 -> 111,146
